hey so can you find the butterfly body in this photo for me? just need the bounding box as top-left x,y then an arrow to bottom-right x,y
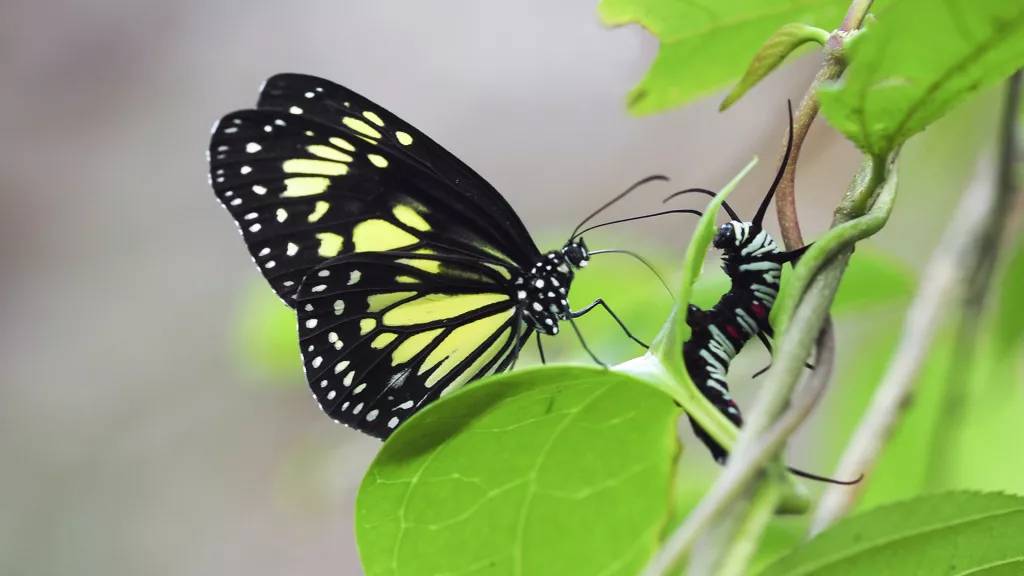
515,242 -> 588,336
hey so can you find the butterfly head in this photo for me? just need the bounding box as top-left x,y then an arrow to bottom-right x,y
562,238 -> 590,269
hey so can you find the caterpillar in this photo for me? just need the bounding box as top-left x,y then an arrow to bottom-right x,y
672,105 -> 802,463
668,105 -> 857,487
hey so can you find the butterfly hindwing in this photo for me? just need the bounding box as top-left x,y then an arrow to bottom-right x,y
294,250 -> 522,437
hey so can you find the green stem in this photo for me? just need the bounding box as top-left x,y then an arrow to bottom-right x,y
710,470 -> 785,576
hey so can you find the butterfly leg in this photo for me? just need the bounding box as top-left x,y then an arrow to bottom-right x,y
536,332 -> 547,364
570,298 -> 649,349
566,316 -> 607,368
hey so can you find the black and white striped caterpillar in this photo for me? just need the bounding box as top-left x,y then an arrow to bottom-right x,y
668,106 -> 858,488
670,105 -> 804,463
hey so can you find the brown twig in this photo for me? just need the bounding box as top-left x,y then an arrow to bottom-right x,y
775,0 -> 875,250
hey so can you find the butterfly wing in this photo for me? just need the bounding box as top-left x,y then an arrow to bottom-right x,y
210,74 -> 539,305
294,249 -> 528,437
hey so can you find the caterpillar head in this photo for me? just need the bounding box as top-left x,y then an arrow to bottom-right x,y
713,221 -> 749,251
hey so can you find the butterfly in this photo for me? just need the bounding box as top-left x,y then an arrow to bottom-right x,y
208,74 -> 661,438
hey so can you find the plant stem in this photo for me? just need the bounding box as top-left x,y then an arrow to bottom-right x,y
775,0 -> 875,250
810,72 -> 1021,532
641,323 -> 835,576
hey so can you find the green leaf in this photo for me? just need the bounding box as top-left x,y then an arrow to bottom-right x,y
818,0 -> 1024,156
758,492 -> 1024,576
232,280 -> 301,383
721,23 -> 830,111
356,366 -> 680,576
597,0 -> 847,114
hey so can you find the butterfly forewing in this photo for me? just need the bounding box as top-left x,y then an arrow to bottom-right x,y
294,250 -> 521,437
211,107 -> 522,305
257,74 -> 539,264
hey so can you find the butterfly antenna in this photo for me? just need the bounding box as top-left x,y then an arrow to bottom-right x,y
663,188 -> 742,221
787,466 -> 863,486
572,209 -> 703,239
752,100 -> 795,231
588,249 -> 674,301
569,174 -> 670,241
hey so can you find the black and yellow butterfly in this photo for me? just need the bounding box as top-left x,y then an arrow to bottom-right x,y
209,74 -> 654,438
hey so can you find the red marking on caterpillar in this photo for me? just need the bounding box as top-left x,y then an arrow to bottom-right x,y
750,300 -> 767,318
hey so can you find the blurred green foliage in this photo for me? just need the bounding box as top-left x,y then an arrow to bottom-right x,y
819,0 -> 1024,157
233,281 -> 301,383
760,492 -> 1024,575
597,0 -> 848,114
356,366 -> 680,576
994,236 -> 1024,357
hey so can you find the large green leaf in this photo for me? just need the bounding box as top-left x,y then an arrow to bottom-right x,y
758,492 -> 1024,575
356,366 -> 680,576
598,0 -> 848,114
819,0 -> 1024,156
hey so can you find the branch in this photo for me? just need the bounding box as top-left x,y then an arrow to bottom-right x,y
775,0 -> 875,250
811,70 -> 1023,533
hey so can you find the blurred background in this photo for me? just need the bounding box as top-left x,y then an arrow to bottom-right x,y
0,1 -> 1016,574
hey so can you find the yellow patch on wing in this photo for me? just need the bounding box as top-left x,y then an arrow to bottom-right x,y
421,311 -> 513,387
282,159 -> 349,176
383,293 -> 508,327
362,111 -> 385,127
440,327 -> 510,395
329,137 -> 356,152
343,116 -> 382,139
396,258 -> 440,274
367,154 -> 389,168
307,145 -> 353,163
370,332 -> 397,349
352,219 -> 418,252
307,201 -> 329,223
391,328 -> 443,366
282,177 -> 330,197
392,205 -> 431,232
366,291 -> 417,313
486,263 -> 512,280
359,318 -> 377,335
484,246 -> 519,267
315,232 -> 344,257
395,131 -> 413,146
396,275 -> 419,284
